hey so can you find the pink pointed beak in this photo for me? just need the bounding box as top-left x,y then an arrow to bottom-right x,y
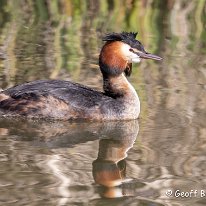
138,52 -> 162,61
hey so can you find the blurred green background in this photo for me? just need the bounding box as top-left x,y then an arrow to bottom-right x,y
0,0 -> 205,85
0,0 -> 205,119
0,1 -> 206,205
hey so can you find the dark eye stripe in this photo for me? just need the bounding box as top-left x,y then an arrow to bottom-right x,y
129,48 -> 140,55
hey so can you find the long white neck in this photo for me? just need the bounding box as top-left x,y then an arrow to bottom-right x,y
103,74 -> 140,119
103,74 -> 136,98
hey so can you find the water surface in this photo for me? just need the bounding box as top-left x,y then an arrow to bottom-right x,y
0,1 -> 206,205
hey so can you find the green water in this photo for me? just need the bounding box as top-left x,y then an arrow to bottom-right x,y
0,0 -> 206,205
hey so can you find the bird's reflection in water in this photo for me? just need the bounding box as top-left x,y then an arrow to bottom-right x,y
0,118 -> 139,201
93,121 -> 139,198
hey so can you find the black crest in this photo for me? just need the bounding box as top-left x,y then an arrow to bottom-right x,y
102,32 -> 146,52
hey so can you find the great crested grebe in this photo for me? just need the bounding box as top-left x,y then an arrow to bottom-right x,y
0,32 -> 161,120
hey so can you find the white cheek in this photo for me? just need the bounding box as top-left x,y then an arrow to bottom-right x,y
131,57 -> 141,63
121,43 -> 141,63
129,52 -> 141,63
